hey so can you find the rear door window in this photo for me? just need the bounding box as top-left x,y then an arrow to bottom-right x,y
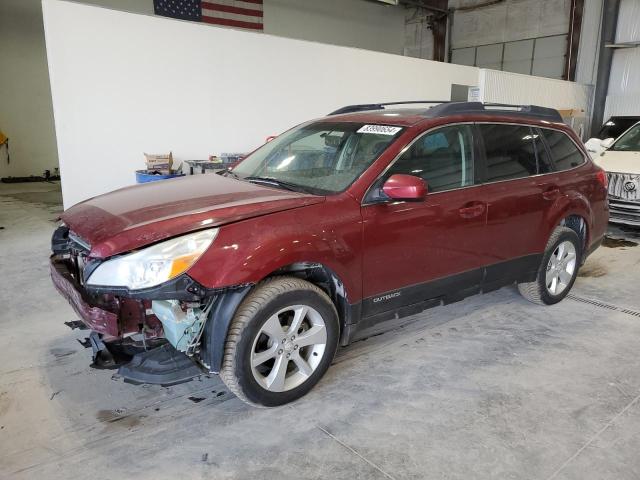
540,129 -> 586,171
479,124 -> 538,182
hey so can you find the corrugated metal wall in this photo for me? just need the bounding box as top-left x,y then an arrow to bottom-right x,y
604,0 -> 640,119
478,68 -> 593,138
479,69 -> 592,109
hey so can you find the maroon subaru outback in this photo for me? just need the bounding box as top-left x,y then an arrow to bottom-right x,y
51,102 -> 609,406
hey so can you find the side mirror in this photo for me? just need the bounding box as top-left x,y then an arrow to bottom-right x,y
382,174 -> 426,201
601,137 -> 614,149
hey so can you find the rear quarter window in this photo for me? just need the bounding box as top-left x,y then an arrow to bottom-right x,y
541,129 -> 586,171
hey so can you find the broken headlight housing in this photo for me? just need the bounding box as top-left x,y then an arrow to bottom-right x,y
86,229 -> 218,289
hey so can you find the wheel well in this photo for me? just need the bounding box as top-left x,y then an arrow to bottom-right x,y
267,263 -> 353,343
560,215 -> 587,250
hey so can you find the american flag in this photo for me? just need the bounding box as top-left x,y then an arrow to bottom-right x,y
153,0 -> 264,31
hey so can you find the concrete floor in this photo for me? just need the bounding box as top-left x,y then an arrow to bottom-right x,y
1,181 -> 640,480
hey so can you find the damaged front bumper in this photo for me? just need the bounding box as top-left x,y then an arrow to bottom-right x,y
50,223 -> 252,383
50,254 -> 208,383
51,258 -> 120,337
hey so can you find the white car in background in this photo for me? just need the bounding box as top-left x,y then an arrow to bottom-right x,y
585,116 -> 640,158
592,121 -> 640,227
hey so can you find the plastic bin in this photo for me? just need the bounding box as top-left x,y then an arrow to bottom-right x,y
135,170 -> 185,183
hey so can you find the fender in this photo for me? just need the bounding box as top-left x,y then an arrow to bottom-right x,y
199,285 -> 252,373
540,190 -> 592,251
198,260 -> 359,373
187,196 -> 364,302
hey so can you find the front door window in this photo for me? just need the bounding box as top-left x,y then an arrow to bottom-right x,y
385,125 -> 474,192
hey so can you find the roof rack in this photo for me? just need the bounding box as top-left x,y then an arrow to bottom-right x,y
328,101 -> 563,122
426,102 -> 563,122
328,100 -> 450,116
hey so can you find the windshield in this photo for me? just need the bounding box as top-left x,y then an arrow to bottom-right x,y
598,117 -> 640,140
231,122 -> 403,194
611,123 -> 640,152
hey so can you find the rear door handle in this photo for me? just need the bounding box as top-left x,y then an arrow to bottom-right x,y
542,188 -> 560,201
459,203 -> 486,219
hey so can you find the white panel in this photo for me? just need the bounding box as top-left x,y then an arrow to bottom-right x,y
451,47 -> 476,66
479,69 -> 592,113
616,0 -> 640,43
43,0 -> 480,207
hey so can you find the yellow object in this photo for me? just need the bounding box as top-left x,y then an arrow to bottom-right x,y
0,131 -> 7,146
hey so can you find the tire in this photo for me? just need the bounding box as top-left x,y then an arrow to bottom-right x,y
518,226 -> 582,305
220,276 -> 339,407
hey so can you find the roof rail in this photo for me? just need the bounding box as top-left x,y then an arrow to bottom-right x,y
426,102 -> 563,122
328,100 -> 450,116
328,101 -> 563,122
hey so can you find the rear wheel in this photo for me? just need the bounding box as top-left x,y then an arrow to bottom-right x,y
518,226 -> 581,305
220,276 -> 339,407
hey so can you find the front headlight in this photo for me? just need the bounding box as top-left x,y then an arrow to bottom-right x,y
86,229 -> 218,289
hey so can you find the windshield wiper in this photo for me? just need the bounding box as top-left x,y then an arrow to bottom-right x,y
243,176 -> 307,193
216,169 -> 239,179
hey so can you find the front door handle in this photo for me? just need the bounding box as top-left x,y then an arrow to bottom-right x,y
542,188 -> 560,201
459,203 -> 486,219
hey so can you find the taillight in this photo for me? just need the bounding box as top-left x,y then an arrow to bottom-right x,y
595,168 -> 608,189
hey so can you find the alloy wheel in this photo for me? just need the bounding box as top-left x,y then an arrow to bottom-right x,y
250,305 -> 327,392
545,240 -> 577,295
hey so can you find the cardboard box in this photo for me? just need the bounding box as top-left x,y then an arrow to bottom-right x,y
144,152 -> 173,171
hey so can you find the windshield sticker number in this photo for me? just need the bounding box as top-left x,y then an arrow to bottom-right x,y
357,125 -> 402,136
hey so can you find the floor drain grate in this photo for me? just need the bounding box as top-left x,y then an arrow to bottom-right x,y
568,294 -> 640,318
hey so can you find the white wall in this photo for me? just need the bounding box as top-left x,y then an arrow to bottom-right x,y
0,0 -> 405,179
0,0 -> 59,178
43,0 -> 479,208
0,0 -> 152,179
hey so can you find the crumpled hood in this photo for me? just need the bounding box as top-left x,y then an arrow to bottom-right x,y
61,174 -> 324,258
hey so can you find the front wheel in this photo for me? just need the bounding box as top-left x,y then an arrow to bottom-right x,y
518,226 -> 582,305
220,276 -> 339,407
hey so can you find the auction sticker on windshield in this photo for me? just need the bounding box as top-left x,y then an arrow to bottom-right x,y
357,125 -> 403,135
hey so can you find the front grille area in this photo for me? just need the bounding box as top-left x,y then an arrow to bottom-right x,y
607,172 -> 640,201
606,172 -> 640,226
609,198 -> 640,226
